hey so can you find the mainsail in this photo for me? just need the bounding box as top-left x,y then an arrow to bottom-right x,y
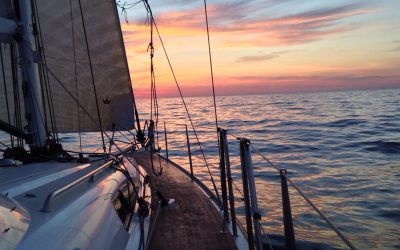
32,0 -> 135,133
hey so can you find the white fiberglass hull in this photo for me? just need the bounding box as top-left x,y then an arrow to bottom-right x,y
0,156 -> 150,250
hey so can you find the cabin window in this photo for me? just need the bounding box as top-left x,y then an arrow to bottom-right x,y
113,181 -> 138,230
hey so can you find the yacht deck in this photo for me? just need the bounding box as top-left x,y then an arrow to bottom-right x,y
131,151 -> 238,250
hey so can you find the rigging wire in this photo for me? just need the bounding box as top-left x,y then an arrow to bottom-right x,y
112,0 -> 143,22
227,132 -> 356,250
149,12 -> 221,203
202,0 -> 220,151
78,0 -> 107,153
0,45 -> 13,147
117,124 -> 139,141
19,41 -> 48,144
0,141 -> 10,149
115,129 -> 139,148
260,222 -> 274,250
111,1 -> 145,145
45,67 -> 101,129
10,43 -> 23,147
286,175 -> 356,250
30,0 -> 50,138
69,0 -> 83,152
103,131 -> 146,178
32,0 -> 59,143
92,145 -> 105,153
190,152 -> 244,199
143,0 -> 159,147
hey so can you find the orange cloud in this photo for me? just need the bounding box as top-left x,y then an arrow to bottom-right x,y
121,2 -> 399,98
126,3 -> 374,47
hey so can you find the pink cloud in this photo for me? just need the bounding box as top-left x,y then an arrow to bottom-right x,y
127,3 -> 375,47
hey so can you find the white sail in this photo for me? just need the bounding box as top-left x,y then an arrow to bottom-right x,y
34,0 -> 135,132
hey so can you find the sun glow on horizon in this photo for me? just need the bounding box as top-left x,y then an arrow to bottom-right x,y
120,0 -> 400,98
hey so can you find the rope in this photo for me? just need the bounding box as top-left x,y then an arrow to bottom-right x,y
30,0 -> 49,138
143,0 -> 160,149
260,222 -> 274,250
108,125 -> 116,154
202,0 -> 220,152
10,43 -> 23,147
111,0 -> 143,22
116,125 -> 139,146
286,176 -> 356,250
190,153 -> 245,200
64,149 -> 107,155
113,139 -> 133,145
150,14 -> 221,203
250,146 -> 280,172
231,178 -> 245,200
0,141 -> 10,149
112,164 -> 140,198
78,0 -> 106,153
229,132 -> 356,250
254,144 -> 356,249
173,138 -> 246,200
110,0 -> 145,145
103,131 -> 146,178
33,0 -> 59,142
0,45 -> 13,146
45,67 -> 101,129
19,41 -> 48,143
149,149 -> 163,176
70,0 -> 83,152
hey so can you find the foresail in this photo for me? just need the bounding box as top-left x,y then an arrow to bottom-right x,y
35,0 -> 134,132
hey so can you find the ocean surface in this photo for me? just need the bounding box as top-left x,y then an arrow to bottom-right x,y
1,88 -> 399,249
133,88 -> 400,250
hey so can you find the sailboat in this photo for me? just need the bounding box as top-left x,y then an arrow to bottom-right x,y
0,0 -> 156,249
0,0 -> 361,250
0,0 -> 250,249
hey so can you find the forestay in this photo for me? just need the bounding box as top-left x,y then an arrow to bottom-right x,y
34,0 -> 134,132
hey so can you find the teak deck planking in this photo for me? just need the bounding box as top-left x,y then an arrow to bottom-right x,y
131,151 -> 238,250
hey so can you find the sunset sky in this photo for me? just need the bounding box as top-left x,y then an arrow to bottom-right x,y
120,0 -> 400,98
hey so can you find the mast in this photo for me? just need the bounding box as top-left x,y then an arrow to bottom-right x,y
16,0 -> 47,148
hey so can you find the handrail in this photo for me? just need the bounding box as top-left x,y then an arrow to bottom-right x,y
40,158 -> 116,212
40,146 -> 136,213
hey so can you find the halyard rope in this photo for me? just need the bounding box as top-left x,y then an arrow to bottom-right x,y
144,2 -> 221,203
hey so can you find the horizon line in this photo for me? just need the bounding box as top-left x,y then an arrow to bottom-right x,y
134,85 -> 400,99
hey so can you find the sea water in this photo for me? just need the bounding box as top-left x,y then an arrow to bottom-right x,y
135,88 -> 400,250
1,88 -> 399,249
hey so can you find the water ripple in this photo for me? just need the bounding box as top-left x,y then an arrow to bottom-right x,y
2,89 -> 393,249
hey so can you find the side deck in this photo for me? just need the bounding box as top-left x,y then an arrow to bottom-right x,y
131,151 -> 238,250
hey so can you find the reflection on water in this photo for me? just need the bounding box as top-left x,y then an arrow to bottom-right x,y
135,89 -> 400,250
1,89 -> 399,249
